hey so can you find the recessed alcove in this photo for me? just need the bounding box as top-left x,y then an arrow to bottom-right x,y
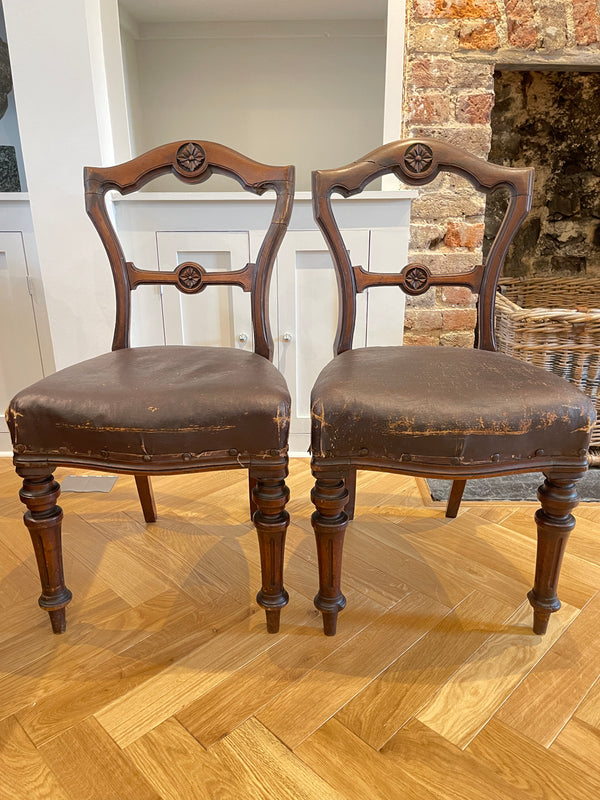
118,0 -> 391,191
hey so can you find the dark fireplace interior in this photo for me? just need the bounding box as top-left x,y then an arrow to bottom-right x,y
484,69 -> 600,279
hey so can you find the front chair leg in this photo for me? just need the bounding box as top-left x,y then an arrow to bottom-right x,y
251,464 -> 290,633
18,468 -> 72,634
528,473 -> 580,635
311,473 -> 349,636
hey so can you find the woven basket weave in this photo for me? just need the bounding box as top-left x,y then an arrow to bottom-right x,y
496,276 -> 600,449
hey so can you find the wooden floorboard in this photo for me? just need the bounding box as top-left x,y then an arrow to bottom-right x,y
0,458 -> 598,798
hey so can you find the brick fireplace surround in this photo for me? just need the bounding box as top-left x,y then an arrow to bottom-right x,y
402,0 -> 600,346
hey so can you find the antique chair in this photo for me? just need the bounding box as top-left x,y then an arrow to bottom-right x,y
310,138 -> 595,636
6,141 -> 294,635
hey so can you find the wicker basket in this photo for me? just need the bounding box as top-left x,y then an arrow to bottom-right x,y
495,276 -> 600,450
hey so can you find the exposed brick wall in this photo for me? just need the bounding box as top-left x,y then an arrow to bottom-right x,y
403,0 -> 600,347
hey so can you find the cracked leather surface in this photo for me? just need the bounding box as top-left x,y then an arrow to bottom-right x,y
311,346 -> 595,466
7,346 -> 290,462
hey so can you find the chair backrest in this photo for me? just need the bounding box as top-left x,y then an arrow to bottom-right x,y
85,141 -> 295,360
312,138 -> 533,354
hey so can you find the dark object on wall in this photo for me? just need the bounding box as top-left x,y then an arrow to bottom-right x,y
0,145 -> 20,191
310,137 -> 595,637
0,38 -> 12,119
6,141 -> 294,635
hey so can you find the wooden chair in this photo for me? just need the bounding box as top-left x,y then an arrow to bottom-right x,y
310,138 -> 595,636
6,141 -> 294,635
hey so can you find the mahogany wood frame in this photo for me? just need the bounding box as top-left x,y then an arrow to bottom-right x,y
15,141 -> 294,634
310,138 -> 589,636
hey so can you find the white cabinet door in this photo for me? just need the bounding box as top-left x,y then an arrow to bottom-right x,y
366,228 -> 407,346
0,232 -> 44,451
156,231 -> 253,352
276,230 -> 370,453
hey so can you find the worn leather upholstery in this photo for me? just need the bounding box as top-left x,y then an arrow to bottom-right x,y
7,346 -> 290,465
311,346 -> 595,467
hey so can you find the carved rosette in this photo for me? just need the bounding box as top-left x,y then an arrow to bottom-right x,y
401,264 -> 430,295
176,262 -> 205,293
175,142 -> 206,176
404,143 -> 433,175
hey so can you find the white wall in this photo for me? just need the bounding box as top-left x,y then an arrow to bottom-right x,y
2,0 -> 125,370
123,20 -> 386,191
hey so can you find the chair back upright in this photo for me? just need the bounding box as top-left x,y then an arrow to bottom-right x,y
312,138 -> 533,354
85,141 -> 295,359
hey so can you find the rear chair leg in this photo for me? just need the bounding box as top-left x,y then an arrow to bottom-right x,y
345,468 -> 357,521
528,473 -> 580,635
18,469 -> 72,634
251,464 -> 290,633
446,479 -> 467,518
311,473 -> 349,636
134,475 -> 157,523
248,475 -> 258,521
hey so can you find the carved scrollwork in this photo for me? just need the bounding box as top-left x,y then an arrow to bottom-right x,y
175,142 -> 206,174
404,143 -> 433,174
176,262 -> 204,293
401,264 -> 430,295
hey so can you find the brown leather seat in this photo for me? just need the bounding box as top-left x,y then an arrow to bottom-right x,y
9,346 -> 290,463
312,346 -> 593,466
309,138 -> 595,637
7,141 -> 294,635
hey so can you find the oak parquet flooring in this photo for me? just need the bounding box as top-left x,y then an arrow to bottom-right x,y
395,512 -> 600,609
0,717 -> 70,800
552,717 -> 600,776
0,457 -> 599,799
495,591 -> 600,746
416,601 -> 579,748
382,718 -> 532,800
256,592 -> 455,749
337,590 -> 515,749
467,718 -> 600,800
176,588 -> 382,748
39,716 -> 160,800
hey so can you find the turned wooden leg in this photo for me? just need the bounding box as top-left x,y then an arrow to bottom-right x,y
345,468 -> 357,521
18,469 -> 72,634
311,473 -> 349,636
251,464 -> 290,633
446,479 -> 467,518
528,474 -> 580,635
134,475 -> 157,523
248,475 -> 258,521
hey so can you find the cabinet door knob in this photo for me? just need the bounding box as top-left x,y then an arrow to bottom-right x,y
282,332 -> 293,342
238,333 -> 248,343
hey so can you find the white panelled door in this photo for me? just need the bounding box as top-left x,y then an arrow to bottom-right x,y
156,231 -> 254,352
276,230 -> 370,454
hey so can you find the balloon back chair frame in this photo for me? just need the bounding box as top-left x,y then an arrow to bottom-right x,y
8,141 -> 295,634
310,138 -> 593,636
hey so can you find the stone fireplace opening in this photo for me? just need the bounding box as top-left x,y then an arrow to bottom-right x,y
403,0 -> 600,345
484,69 -> 600,279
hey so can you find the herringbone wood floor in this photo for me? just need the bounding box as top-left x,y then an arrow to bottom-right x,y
0,456 -> 599,799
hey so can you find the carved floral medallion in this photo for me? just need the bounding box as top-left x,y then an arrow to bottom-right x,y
403,265 -> 430,294
177,264 -> 204,292
176,142 -> 206,173
404,143 -> 433,174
